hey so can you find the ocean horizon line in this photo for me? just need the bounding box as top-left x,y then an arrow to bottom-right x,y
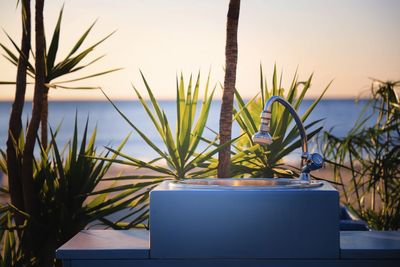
0,97 -> 368,103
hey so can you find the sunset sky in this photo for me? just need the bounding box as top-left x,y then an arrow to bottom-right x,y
0,0 -> 399,101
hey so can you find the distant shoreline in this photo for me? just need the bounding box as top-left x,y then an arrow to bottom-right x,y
0,98 -> 369,103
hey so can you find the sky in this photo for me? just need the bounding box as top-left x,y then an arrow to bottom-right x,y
0,0 -> 399,101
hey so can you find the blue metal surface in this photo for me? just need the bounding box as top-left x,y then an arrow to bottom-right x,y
339,206 -> 369,231
150,180 -> 340,259
56,230 -> 400,267
56,230 -> 149,259
65,259 -> 400,267
341,231 -> 400,259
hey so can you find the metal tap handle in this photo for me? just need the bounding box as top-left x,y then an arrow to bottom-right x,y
302,153 -> 323,174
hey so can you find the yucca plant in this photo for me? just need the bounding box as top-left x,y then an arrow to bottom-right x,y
102,71 -> 230,180
0,117 -> 157,266
0,5 -> 121,146
0,211 -> 26,267
322,80 -> 400,230
197,65 -> 331,178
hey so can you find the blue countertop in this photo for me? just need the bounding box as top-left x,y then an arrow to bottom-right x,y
56,230 -> 149,259
56,230 -> 400,260
341,231 -> 400,259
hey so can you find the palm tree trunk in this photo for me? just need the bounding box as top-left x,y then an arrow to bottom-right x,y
6,0 -> 31,229
21,0 -> 46,261
22,0 -> 45,229
218,0 -> 241,178
41,88 -> 49,150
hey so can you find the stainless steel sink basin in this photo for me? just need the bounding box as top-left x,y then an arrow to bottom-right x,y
170,178 -> 323,189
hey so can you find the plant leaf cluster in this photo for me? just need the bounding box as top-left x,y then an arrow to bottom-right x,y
322,80 -> 400,230
0,117 -> 156,265
198,65 -> 330,178
102,72 -> 229,180
0,6 -> 121,89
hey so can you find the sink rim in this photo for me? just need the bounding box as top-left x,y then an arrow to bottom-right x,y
169,178 -> 323,190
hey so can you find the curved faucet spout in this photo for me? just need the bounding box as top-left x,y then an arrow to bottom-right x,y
252,96 -> 323,182
262,96 -> 308,154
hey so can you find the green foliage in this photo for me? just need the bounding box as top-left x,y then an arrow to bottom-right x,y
0,208 -> 28,267
0,117 -> 156,265
0,5 -> 120,88
198,65 -> 330,178
102,72 -> 227,180
322,80 -> 400,230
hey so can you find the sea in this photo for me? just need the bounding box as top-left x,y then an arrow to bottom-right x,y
0,99 -> 374,161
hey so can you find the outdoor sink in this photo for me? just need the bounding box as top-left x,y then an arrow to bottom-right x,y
150,96 -> 339,260
150,180 -> 340,259
171,178 -> 323,189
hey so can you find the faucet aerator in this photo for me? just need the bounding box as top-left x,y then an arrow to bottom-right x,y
252,131 -> 273,145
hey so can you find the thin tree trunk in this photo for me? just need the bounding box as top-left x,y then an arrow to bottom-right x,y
218,0 -> 240,178
41,88 -> 49,150
22,0 -> 45,227
6,0 -> 31,229
20,0 -> 46,262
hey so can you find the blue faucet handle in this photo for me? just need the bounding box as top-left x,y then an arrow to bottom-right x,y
302,153 -> 324,173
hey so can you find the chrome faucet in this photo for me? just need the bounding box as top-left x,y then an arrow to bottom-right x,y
252,96 -> 323,182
